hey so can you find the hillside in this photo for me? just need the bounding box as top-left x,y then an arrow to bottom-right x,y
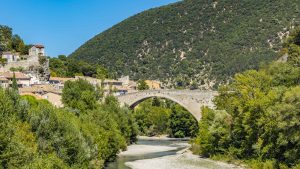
70,0 -> 300,89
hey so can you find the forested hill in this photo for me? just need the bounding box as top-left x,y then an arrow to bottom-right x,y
70,0 -> 300,89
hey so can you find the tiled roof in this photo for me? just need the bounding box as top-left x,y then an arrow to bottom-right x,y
2,51 -> 13,55
0,77 -> 8,81
20,93 -> 43,99
49,77 -> 74,83
0,72 -> 31,79
33,44 -> 44,48
19,84 -> 62,94
2,51 -> 20,55
103,79 -> 121,83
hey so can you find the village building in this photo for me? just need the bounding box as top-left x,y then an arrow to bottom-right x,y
41,92 -> 63,107
128,81 -> 138,92
1,51 -> 20,62
75,76 -> 134,95
19,84 -> 62,95
75,76 -> 102,86
102,79 -> 123,88
49,77 -> 75,89
118,76 -> 137,93
0,72 -> 31,87
145,80 -> 162,90
0,44 -> 49,83
29,44 -> 45,56
19,84 -> 63,107
118,76 -> 130,86
0,76 -> 9,88
27,73 -> 41,85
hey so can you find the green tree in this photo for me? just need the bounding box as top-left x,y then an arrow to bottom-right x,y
193,107 -> 231,156
284,27 -> 300,66
62,79 -> 100,112
11,35 -> 25,54
0,58 -> 7,67
0,25 -> 12,52
133,98 -> 198,138
194,61 -> 300,168
95,66 -> 108,80
168,105 -> 199,138
0,77 -> 138,168
137,80 -> 149,90
58,55 -> 67,61
12,73 -> 18,91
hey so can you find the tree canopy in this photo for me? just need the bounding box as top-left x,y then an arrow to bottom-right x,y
0,79 -> 138,168
133,98 -> 198,138
0,25 -> 30,54
193,28 -> 300,168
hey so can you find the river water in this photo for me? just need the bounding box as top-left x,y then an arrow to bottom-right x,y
105,139 -> 188,169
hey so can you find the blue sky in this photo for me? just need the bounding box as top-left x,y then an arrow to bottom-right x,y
1,0 -> 179,57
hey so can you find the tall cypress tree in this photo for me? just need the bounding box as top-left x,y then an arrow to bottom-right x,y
12,72 -> 18,91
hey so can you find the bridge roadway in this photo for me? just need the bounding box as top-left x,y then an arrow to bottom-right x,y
116,90 -> 218,121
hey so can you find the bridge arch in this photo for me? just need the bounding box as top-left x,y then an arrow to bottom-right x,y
127,96 -> 195,117
117,90 -> 217,121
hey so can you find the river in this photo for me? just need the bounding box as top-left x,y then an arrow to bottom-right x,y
105,138 -> 243,169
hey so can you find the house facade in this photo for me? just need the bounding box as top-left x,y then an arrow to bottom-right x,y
0,76 -> 9,88
0,72 -> 31,87
29,45 -> 45,56
145,80 -> 162,90
49,77 -> 75,90
1,52 -> 20,62
42,92 -> 63,107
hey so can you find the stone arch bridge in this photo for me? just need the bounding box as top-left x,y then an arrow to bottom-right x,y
117,90 -> 218,121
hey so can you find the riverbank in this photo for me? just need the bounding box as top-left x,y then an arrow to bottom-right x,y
125,148 -> 244,169
120,137 -> 244,169
119,144 -> 178,156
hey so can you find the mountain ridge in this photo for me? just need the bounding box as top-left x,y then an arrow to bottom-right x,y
70,0 -> 300,89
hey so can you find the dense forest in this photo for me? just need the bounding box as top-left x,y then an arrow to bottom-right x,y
0,79 -> 138,168
49,55 -> 110,79
192,27 -> 300,169
133,98 -> 198,138
70,0 -> 300,89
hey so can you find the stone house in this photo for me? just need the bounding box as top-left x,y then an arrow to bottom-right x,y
75,76 -> 132,95
1,52 -> 20,62
118,76 -> 130,86
0,72 -> 31,87
42,92 -> 63,107
75,76 -> 102,86
19,84 -> 63,108
49,77 -> 75,90
145,80 -> 162,90
0,76 -> 9,88
29,44 -> 45,56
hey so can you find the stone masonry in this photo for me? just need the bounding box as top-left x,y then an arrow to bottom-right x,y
117,90 -> 218,121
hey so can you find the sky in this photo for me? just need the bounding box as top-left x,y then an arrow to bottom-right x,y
1,0 -> 179,57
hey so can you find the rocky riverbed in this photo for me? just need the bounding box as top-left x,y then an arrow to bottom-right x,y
105,137 -> 244,169
125,148 -> 243,169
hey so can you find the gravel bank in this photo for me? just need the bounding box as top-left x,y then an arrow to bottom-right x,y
125,149 -> 244,169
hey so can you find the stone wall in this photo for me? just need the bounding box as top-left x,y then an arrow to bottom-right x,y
0,56 -> 39,72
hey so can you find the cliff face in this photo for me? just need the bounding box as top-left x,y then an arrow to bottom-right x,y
70,0 -> 300,89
